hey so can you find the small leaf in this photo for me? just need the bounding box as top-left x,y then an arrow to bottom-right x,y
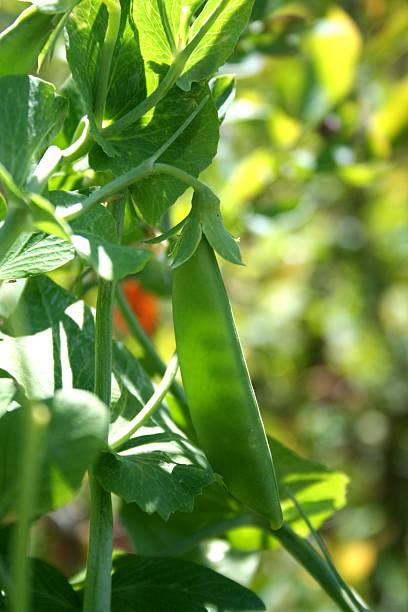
32,0 -> 80,14
0,75 -> 67,188
0,6 -> 59,77
0,232 -> 74,280
0,389 -> 108,519
144,218 -> 187,244
201,210 -> 243,265
71,232 -> 152,281
28,558 -> 81,611
111,555 -> 265,611
171,209 -> 202,268
210,75 -> 236,122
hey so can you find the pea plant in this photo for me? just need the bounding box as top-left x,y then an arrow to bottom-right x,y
0,1 -> 374,611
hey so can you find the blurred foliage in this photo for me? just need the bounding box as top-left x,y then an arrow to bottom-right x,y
2,0 -> 408,610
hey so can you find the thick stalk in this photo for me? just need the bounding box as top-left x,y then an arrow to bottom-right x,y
272,522 -> 372,612
0,207 -> 28,263
83,199 -> 125,612
10,402 -> 49,612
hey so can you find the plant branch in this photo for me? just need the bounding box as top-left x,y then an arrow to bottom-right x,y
110,353 -> 179,450
0,206 -> 28,263
83,199 -> 125,612
94,0 -> 122,128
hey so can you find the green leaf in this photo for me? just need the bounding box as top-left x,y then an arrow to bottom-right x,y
0,388 -> 108,519
110,554 -> 265,611
91,83 -> 219,225
71,232 -> 152,281
0,75 -> 67,188
210,74 -> 236,122
143,218 -> 187,244
199,196 -> 243,265
28,558 -> 81,611
171,208 -> 202,268
132,0 -> 254,93
0,276 -> 94,398
0,6 -> 59,77
0,232 -> 74,280
96,437 -> 214,520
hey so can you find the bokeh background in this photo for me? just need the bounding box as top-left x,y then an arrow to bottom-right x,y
1,0 -> 408,610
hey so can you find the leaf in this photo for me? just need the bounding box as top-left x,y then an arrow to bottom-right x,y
96,437 -> 214,520
91,83 -> 220,225
110,554 -> 265,611
210,75 -> 236,122
0,388 -> 108,520
200,206 -> 242,265
0,75 -> 67,188
171,208 -> 202,268
0,276 -> 95,398
132,0 -> 254,93
29,558 -> 81,611
143,218 -> 187,244
71,232 -> 152,281
0,232 -> 74,280
0,6 -> 59,77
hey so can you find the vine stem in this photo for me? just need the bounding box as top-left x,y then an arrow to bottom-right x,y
82,198 -> 125,612
110,353 -> 179,450
94,0 -> 122,128
10,402 -> 50,612
0,206 -> 28,263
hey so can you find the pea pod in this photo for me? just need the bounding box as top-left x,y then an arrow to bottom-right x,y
172,236 -> 283,529
0,6 -> 58,77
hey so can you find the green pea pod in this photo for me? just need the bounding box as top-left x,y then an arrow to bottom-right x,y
0,6 -> 58,77
172,236 -> 283,529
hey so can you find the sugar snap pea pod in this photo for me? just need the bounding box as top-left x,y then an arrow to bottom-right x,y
172,236 -> 283,529
0,6 -> 58,77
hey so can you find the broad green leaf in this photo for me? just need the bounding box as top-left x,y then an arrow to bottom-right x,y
132,0 -> 254,93
0,6 -> 59,77
110,555 -> 265,611
32,0 -> 80,14
210,74 -> 236,122
0,278 -> 27,319
0,276 -> 94,398
0,232 -> 74,280
96,437 -> 214,520
28,558 -> 81,611
48,191 -> 118,240
71,232 -> 152,281
0,389 -> 108,520
90,83 -> 219,225
0,75 -> 67,188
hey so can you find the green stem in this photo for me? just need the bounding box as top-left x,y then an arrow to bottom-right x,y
272,522 -> 372,612
0,206 -> 28,263
110,353 -> 179,450
152,163 -> 208,192
25,145 -> 62,194
94,0 -> 122,128
10,402 -> 50,612
115,285 -> 187,406
83,200 -> 125,612
102,0 -> 229,138
61,117 -> 92,164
